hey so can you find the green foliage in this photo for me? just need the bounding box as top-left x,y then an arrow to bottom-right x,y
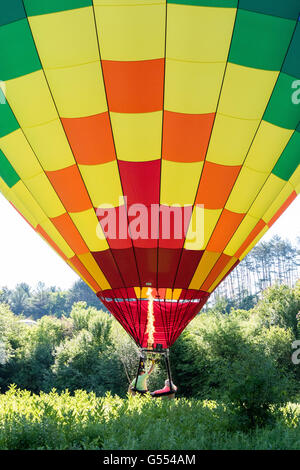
0,387 -> 299,450
0,280 -> 108,320
1,282 -> 300,432
254,283 -> 300,334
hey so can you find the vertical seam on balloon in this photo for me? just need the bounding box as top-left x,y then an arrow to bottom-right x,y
170,2 -> 240,292
156,0 -> 168,292
90,1 -> 144,342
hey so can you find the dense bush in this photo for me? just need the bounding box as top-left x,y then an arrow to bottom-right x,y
0,387 -> 299,450
0,283 -> 299,431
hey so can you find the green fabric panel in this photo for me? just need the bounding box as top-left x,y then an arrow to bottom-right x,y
239,0 -> 300,20
272,132 -> 300,181
0,150 -> 20,188
0,0 -> 26,26
282,23 -> 300,79
167,0 -> 238,7
263,73 -> 300,130
296,122 -> 300,133
229,9 -> 295,71
0,19 -> 41,80
24,0 -> 93,16
0,93 -> 20,138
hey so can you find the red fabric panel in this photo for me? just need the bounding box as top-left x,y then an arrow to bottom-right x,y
118,160 -> 160,207
111,248 -> 140,287
134,247 -> 157,287
129,205 -> 159,249
92,249 -> 124,288
97,288 -> 210,348
174,250 -> 204,289
159,205 -> 192,249
96,205 -> 132,249
157,248 -> 182,287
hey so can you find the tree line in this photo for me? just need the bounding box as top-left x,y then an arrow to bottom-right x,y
0,236 -> 299,320
207,235 -> 300,311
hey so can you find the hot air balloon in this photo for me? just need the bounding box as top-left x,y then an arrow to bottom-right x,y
0,1 -> 299,384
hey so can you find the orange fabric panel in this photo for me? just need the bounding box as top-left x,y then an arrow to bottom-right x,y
235,219 -> 266,259
69,255 -> 101,293
46,165 -> 91,212
102,59 -> 164,113
207,209 -> 245,252
51,212 -> 89,255
36,224 -> 68,261
196,161 -> 241,209
268,190 -> 297,228
62,112 -> 116,165
162,111 -> 214,162
200,253 -> 232,291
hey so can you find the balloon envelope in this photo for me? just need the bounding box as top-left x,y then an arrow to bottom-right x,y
0,0 -> 299,348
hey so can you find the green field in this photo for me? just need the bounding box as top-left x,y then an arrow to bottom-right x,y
0,387 -> 299,450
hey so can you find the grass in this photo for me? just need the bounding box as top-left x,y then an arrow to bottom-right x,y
0,386 -> 299,450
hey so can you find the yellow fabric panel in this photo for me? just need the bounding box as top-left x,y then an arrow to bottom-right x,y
223,213 -> 259,256
5,71 -> 57,127
208,256 -> 238,293
66,260 -> 96,293
219,63 -> 278,120
262,182 -> 294,223
23,119 -> 75,171
94,3 -> 165,61
206,113 -> 259,166
25,172 -> 65,218
160,160 -> 203,206
189,250 -> 220,290
69,208 -> 109,252
94,0 -> 163,4
28,7 -> 99,69
0,129 -> 41,180
167,5 -> 236,62
45,62 -> 107,118
225,166 -> 267,213
110,111 -> 162,162
78,252 -> 111,291
0,179 -> 38,229
11,180 -> 49,225
239,226 -> 268,261
141,287 -> 149,298
289,165 -> 300,192
40,218 -> 75,259
165,288 -> 181,300
79,161 -> 123,208
184,206 -> 221,251
164,59 -> 225,114
249,174 -> 286,219
245,121 -> 293,173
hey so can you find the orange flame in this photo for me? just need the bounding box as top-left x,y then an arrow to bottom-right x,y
146,288 -> 155,348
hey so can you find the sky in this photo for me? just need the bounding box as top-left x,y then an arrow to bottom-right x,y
0,192 -> 299,290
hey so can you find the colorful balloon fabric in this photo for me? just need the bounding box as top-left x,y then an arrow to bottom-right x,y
0,0 -> 299,348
